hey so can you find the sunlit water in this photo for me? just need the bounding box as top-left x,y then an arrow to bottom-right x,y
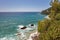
0,12 -> 46,40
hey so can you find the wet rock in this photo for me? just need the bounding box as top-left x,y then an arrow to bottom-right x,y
28,31 -> 40,40
21,26 -> 27,29
18,25 -> 27,29
31,24 -> 34,26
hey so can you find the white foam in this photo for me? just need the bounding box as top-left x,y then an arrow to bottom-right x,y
18,25 -> 24,29
0,24 -> 37,40
17,24 -> 35,32
17,24 -> 37,40
45,15 -> 51,20
0,37 -> 15,40
15,32 -> 27,40
25,28 -> 32,30
0,37 -> 7,40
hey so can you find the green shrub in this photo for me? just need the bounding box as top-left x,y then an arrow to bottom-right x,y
38,20 -> 60,40
38,0 -> 60,40
55,13 -> 60,20
38,19 -> 50,32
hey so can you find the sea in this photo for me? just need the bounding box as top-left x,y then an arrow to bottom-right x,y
0,12 -> 46,40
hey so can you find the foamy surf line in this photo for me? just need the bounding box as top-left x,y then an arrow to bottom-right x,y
0,24 -> 37,40
0,36 -> 16,40
0,34 -> 22,40
17,24 -> 37,32
16,24 -> 37,40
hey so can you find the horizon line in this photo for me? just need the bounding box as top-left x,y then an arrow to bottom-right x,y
0,11 -> 41,12
0,11 -> 40,12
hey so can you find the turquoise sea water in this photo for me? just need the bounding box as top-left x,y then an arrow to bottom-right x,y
0,12 -> 46,40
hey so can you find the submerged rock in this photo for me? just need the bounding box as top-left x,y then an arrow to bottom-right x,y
31,24 -> 34,26
21,26 -> 27,29
28,24 -> 35,28
18,25 -> 27,29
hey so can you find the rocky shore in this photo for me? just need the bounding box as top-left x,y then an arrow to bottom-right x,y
41,7 -> 51,15
27,31 -> 40,40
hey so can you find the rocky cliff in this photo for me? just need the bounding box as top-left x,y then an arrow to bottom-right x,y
41,7 -> 51,15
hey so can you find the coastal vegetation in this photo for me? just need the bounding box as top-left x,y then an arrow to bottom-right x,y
38,0 -> 60,40
41,7 -> 51,15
